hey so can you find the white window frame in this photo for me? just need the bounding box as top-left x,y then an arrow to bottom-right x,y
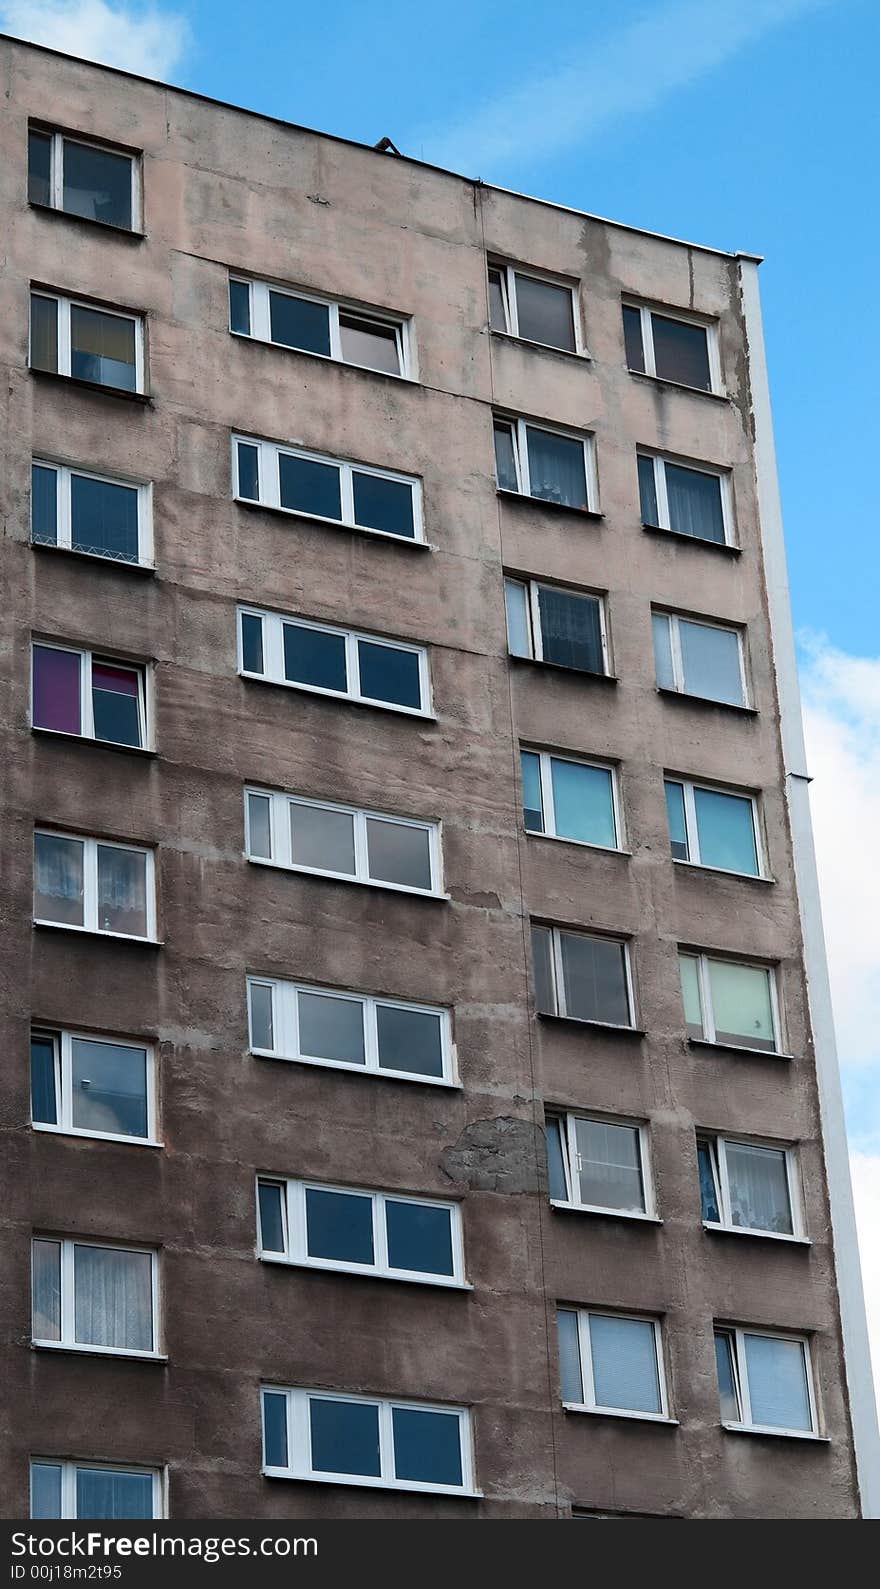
29,1459 -> 165,1520
256,1177 -> 468,1289
548,1112 -> 656,1221
232,433 -> 424,545
31,639 -> 150,749
229,275 -> 412,377
536,924 -> 636,1030
494,414 -> 599,510
715,1326 -> 820,1438
487,259 -> 582,353
624,299 -> 722,393
261,1387 -> 478,1496
698,1133 -> 803,1241
29,291 -> 146,393
665,776 -> 764,877
504,577 -> 610,674
246,976 -> 457,1087
637,451 -> 733,544
29,127 -> 141,230
237,606 -> 432,718
31,1236 -> 162,1360
652,609 -> 748,705
31,458 -> 153,566
30,1027 -> 158,1147
680,950 -> 783,1054
33,829 -> 157,942
560,1307 -> 672,1422
521,747 -> 621,851
244,787 -> 445,898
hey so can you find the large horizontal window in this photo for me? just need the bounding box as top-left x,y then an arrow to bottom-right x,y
233,434 -> 422,543
532,924 -> 634,1028
715,1328 -> 818,1436
623,301 -> 720,393
652,610 -> 747,707
238,606 -> 430,715
638,452 -> 731,545
31,1028 -> 155,1145
504,578 -> 609,675
546,1113 -> 653,1218
32,641 -> 148,748
30,291 -> 144,393
262,1387 -> 476,1495
698,1133 -> 800,1239
521,748 -> 619,849
229,276 -> 410,376
558,1308 -> 670,1420
488,261 -> 578,352
28,127 -> 138,231
32,460 -> 151,566
494,415 -> 598,511
32,1237 -> 160,1358
30,1461 -> 163,1520
679,951 -> 781,1054
247,976 -> 454,1085
245,788 -> 443,897
257,1177 -> 466,1286
664,777 -> 762,876
33,830 -> 156,941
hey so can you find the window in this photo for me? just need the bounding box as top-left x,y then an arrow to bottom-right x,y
679,952 -> 781,1054
31,460 -> 151,565
257,1178 -> 466,1286
546,1114 -> 653,1218
520,749 -> 620,849
664,778 -> 762,876
229,276 -> 409,376
262,1387 -> 476,1495
493,416 -> 598,511
28,128 -> 138,230
247,977 -> 455,1085
652,611 -> 747,707
698,1135 -> 801,1238
245,788 -> 443,897
30,1461 -> 163,1520
504,579 -> 609,675
31,1029 -> 155,1145
622,301 -> 720,392
557,1308 -> 669,1420
532,925 -> 634,1029
637,452 -> 730,545
30,292 -> 144,393
32,1237 -> 159,1357
488,262 -> 578,352
238,607 -> 430,715
33,830 -> 156,940
714,1329 -> 818,1436
233,434 -> 422,543
32,642 -> 148,748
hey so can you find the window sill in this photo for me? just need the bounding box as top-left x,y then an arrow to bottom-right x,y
525,830 -> 630,858
29,200 -> 145,240
31,727 -> 156,759
262,1467 -> 481,1497
538,1012 -> 644,1039
551,1200 -> 662,1225
721,1422 -> 828,1443
32,1123 -> 163,1150
672,859 -> 775,885
688,1037 -> 794,1062
259,1255 -> 472,1290
234,495 -> 430,550
32,539 -> 155,573
229,329 -> 418,387
32,1342 -> 167,1363
251,1049 -> 462,1089
509,655 -> 616,685
703,1222 -> 809,1246
246,856 -> 450,902
30,368 -> 151,404
627,368 -> 729,402
497,488 -> 603,522
657,686 -> 756,717
489,328 -> 589,364
563,1404 -> 678,1426
642,522 -> 740,556
33,920 -> 162,947
239,671 -> 435,722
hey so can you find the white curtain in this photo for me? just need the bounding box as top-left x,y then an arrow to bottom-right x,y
74,1246 -> 152,1350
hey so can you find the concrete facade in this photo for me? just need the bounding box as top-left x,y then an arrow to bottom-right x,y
0,35 -> 875,1518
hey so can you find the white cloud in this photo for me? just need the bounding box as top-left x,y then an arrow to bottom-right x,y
0,0 -> 191,79
419,0 -> 830,174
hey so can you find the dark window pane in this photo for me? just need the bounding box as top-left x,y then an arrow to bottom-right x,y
240,613 -> 264,674
521,749 -> 543,832
310,1398 -> 381,1477
31,463 -> 58,545
258,1182 -> 286,1252
306,1187 -> 374,1264
269,291 -> 331,356
229,279 -> 251,335
298,991 -> 366,1065
697,1140 -> 720,1222
71,1037 -> 148,1138
515,274 -> 575,350
375,1004 -> 443,1077
70,305 -> 136,390
70,474 -> 140,561
385,1201 -> 454,1276
545,1118 -> 568,1201
664,781 -> 689,862
96,845 -> 147,936
30,294 -> 58,372
339,313 -> 400,374
665,463 -> 725,542
30,1463 -> 62,1519
537,587 -> 603,672
531,925 -> 555,1014
488,267 -> 507,331
28,130 -> 52,206
263,1392 -> 289,1467
30,1034 -> 58,1125
352,471 -> 415,538
559,932 -> 630,1025
392,1408 -> 462,1486
637,455 -> 659,525
63,141 -> 132,228
246,792 -> 272,859
76,1468 -> 153,1520
622,306 -> 645,372
494,422 -> 518,491
279,454 -> 342,520
651,313 -> 711,390
526,426 -> 587,508
91,662 -> 141,746
357,640 -> 422,708
236,443 -> 260,501
715,1332 -> 740,1422
249,982 -> 274,1050
290,803 -> 356,874
32,645 -> 81,734
283,623 -> 347,693
365,818 -> 432,890
34,833 -> 84,926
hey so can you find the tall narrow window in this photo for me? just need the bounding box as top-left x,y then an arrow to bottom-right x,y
31,1029 -> 154,1144
532,924 -> 634,1028
714,1328 -> 817,1435
28,128 -> 138,230
664,778 -> 762,876
33,831 -> 155,940
262,1388 -> 475,1494
638,453 -> 730,545
679,952 -> 780,1053
229,276 -> 409,375
623,301 -> 719,392
245,788 -> 442,897
32,643 -> 147,748
488,262 -> 578,352
32,1238 -> 159,1356
30,292 -> 144,393
233,435 -> 422,543
557,1308 -> 669,1419
520,749 -> 619,848
504,578 -> 608,675
247,977 -> 455,1085
546,1114 -> 652,1217
237,607 -> 430,715
493,416 -> 597,511
697,1134 -> 799,1237
257,1177 -> 466,1286
652,612 -> 747,707
30,1462 -> 162,1520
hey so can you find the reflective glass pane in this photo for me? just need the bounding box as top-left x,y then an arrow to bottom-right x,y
697,1139 -> 721,1222
392,1408 -> 462,1486
298,990 -> 365,1065
310,1397 -> 381,1477
573,1118 -> 644,1212
637,454 -> 659,525
263,1391 -> 289,1467
70,306 -> 136,391
249,983 -> 274,1050
665,781 -> 689,862
693,788 -> 758,874
557,1308 -> 582,1402
520,750 -> 544,832
504,579 -> 531,658
352,472 -> 415,538
269,291 -> 331,356
622,306 -> 645,372
526,426 -> 587,508
715,1332 -> 740,1421
531,925 -> 555,1014
385,1201 -> 454,1276
31,463 -> 58,545
744,1335 -> 812,1430
76,1469 -> 153,1519
28,130 -> 52,206
357,641 -> 422,709
488,267 -> 507,332
34,832 -> 84,926
92,662 -> 141,746
247,792 -> 272,859
30,1034 -> 58,1125
278,453 -> 342,520
537,587 -> 603,672
63,141 -> 132,228
590,1314 -> 661,1414
651,613 -> 674,689
665,464 -> 725,543
493,423 -> 518,491
679,954 -> 704,1037
236,443 -> 259,501
559,932 -> 630,1026
32,1239 -> 61,1340
32,645 -> 81,734
679,621 -> 743,705
74,1244 -> 153,1350
339,313 -> 400,374
651,313 -> 711,390
71,1037 -> 148,1138
283,623 -> 347,693
375,1004 -> 443,1077
725,1142 -> 793,1234
30,1462 -> 62,1519
708,960 -> 775,1051
551,759 -> 615,847
515,274 -> 576,350
96,846 -> 148,936
365,819 -> 432,890
70,474 -> 139,561
30,294 -> 58,372
229,279 -> 251,335
290,803 -> 356,874
240,613 -> 264,674
258,1182 -> 286,1252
